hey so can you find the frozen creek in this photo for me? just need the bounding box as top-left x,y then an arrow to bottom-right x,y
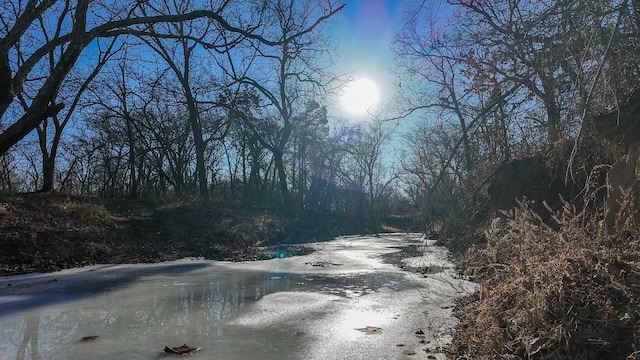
0,233 -> 476,360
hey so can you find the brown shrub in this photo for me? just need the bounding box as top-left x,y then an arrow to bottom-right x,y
451,198 -> 640,359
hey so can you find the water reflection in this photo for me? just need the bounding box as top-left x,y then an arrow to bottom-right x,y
0,271 -> 410,359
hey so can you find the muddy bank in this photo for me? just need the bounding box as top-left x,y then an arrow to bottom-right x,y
0,194 -> 360,275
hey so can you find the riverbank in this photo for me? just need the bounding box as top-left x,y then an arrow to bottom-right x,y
445,202 -> 640,359
0,193 -> 371,276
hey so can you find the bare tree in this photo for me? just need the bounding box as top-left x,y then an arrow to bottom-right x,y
0,152 -> 18,191
343,121 -> 396,229
0,0 -> 331,156
447,0 -> 639,144
33,35 -> 119,192
219,0 -> 344,207
135,0 -> 220,198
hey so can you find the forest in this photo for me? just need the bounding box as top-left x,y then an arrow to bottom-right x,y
1,0 -> 640,358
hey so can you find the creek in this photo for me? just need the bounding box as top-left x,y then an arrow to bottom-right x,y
0,233 -> 476,360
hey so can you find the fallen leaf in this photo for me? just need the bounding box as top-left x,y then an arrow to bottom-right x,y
164,344 -> 201,356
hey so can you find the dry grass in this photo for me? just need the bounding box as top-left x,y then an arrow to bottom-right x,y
0,193 -> 115,274
451,198 -> 640,359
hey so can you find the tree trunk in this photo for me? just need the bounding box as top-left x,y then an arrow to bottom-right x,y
125,119 -> 139,199
38,115 -> 62,193
188,105 -> 208,199
273,151 -> 291,208
0,0 -> 90,156
41,155 -> 55,192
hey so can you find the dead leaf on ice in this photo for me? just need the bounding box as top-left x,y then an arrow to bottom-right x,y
163,344 -> 201,356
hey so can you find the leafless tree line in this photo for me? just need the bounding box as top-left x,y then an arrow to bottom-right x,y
0,0 -> 402,228
394,0 -> 640,229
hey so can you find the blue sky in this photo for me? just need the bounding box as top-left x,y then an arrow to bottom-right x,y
330,0 -> 404,119
338,0 -> 402,73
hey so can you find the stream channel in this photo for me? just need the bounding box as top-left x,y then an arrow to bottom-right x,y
0,233 -> 476,360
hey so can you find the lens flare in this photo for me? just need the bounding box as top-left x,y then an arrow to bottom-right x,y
340,78 -> 380,115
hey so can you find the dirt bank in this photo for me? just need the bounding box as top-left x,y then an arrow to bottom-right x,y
0,194 -> 357,275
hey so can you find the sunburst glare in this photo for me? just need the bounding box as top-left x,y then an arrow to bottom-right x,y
340,78 -> 380,115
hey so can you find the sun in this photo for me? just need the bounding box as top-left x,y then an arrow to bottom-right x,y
340,78 -> 380,115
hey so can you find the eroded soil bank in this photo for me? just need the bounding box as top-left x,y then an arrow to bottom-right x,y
0,193 -> 374,275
